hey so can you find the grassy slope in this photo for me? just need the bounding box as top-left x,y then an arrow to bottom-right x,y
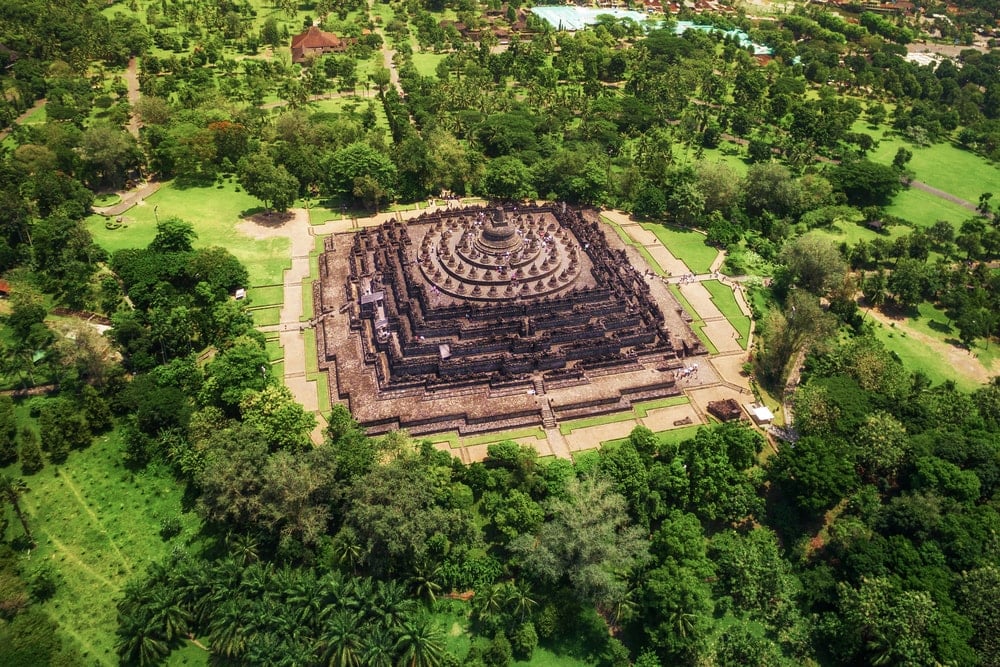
86,180 -> 290,287
3,416 -> 199,665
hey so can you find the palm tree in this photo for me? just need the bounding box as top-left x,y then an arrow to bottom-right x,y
226,532 -> 259,566
116,621 -> 170,667
0,473 -> 34,547
317,608 -> 363,667
360,627 -> 395,667
409,565 -> 443,607
393,616 -> 448,667
209,600 -> 249,660
505,582 -> 537,623
147,586 -> 191,642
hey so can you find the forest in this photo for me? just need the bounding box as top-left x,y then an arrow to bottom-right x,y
1,0 -> 1000,664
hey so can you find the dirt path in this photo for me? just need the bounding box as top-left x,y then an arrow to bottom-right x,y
0,97 -> 46,141
124,57 -> 141,138
865,306 -> 997,384
908,178 -> 980,213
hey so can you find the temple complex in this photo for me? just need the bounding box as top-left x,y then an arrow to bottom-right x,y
314,204 -> 706,436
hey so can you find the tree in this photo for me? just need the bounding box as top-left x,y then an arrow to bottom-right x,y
769,434 -> 858,515
833,577 -> 939,666
239,385 -> 316,452
325,143 -> 397,204
393,616 -> 448,667
0,473 -> 34,546
509,476 -> 648,610
0,395 -> 17,465
19,427 -> 44,475
237,153 -> 299,212
149,217 -> 196,253
199,336 -> 272,412
780,233 -> 848,296
830,159 -> 902,207
481,155 -> 534,201
38,397 -> 91,463
79,121 -> 143,187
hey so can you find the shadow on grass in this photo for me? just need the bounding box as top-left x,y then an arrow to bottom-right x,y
927,319 -> 953,334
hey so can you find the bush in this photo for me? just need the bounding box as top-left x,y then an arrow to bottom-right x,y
510,622 -> 538,661
483,632 -> 512,667
159,515 -> 183,541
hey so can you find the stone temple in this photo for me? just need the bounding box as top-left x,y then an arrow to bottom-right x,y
314,204 -> 705,436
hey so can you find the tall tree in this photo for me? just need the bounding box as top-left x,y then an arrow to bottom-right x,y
510,476 -> 648,610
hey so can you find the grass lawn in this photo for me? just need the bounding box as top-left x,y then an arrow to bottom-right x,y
604,221 -> 666,274
601,424 -> 703,451
411,52 -> 445,77
862,125 -> 1000,204
701,279 -> 751,348
869,319 -> 981,392
3,421 -> 200,665
85,180 -> 291,287
249,285 -> 284,306
632,395 -> 690,417
428,427 -> 548,450
811,217 -> 910,247
249,305 -> 282,327
638,223 -> 718,274
885,187 -> 976,228
559,411 -> 637,436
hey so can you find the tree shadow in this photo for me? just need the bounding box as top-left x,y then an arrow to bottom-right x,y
927,320 -> 953,334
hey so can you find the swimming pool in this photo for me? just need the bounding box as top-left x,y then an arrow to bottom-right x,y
530,7 -> 773,55
530,6 -> 649,32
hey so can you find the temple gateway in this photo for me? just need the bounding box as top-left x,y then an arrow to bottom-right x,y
314,204 -> 705,436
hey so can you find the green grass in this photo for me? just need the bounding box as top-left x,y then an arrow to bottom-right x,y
869,320 -> 979,393
166,640 -> 210,666
811,216 -> 911,247
601,423 -> 703,450
638,223 -> 718,274
861,123 -> 1000,205
701,279 -> 751,349
3,423 -> 200,665
429,427 -> 548,450
885,187 -> 977,228
85,180 -> 291,287
249,305 -> 282,327
93,192 -> 122,207
632,395 -> 690,417
559,411 -> 638,436
559,396 -> 691,436
599,215 -> 667,274
249,285 -> 284,307
411,52 -> 445,77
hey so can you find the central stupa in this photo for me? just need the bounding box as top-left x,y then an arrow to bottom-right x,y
418,206 -> 584,303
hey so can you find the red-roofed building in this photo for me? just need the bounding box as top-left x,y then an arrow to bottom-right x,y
290,26 -> 350,64
0,279 -> 10,297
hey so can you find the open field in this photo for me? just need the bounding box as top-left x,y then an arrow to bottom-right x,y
863,126 -> 1000,204
886,187 -> 977,228
86,180 -> 291,287
2,417 -> 199,665
700,279 -> 751,349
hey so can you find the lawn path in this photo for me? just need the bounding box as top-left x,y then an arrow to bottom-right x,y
907,179 -> 979,213
58,470 -> 133,575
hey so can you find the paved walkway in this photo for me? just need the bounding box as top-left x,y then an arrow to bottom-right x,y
91,179 -> 163,217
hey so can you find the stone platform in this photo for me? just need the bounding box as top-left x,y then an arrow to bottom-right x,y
314,204 -> 705,435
